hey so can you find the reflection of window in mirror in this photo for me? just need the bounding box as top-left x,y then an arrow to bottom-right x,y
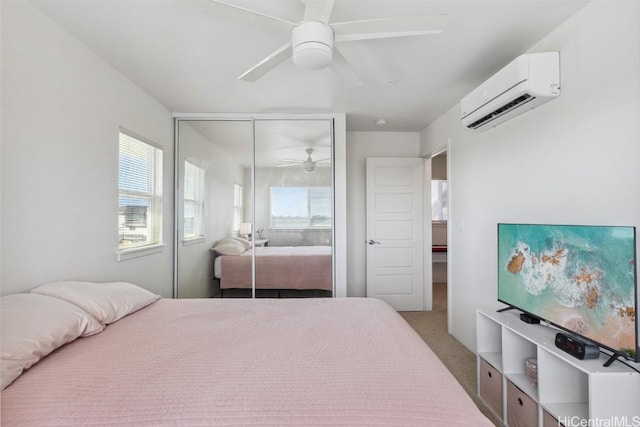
233,183 -> 243,234
431,180 -> 448,222
183,160 -> 205,240
270,186 -> 331,228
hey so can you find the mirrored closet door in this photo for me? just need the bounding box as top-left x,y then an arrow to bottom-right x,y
175,117 -> 334,298
252,119 -> 333,298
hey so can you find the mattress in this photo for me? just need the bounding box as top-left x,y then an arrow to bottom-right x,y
217,245 -> 332,290
1,297 -> 492,426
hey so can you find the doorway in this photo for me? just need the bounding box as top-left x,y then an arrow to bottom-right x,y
365,157 -> 425,311
429,152 -> 448,314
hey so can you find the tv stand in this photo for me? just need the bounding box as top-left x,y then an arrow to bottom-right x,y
496,306 -> 514,313
476,309 -> 640,426
603,353 -> 620,367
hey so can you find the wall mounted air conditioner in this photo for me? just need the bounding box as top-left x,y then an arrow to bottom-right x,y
461,52 -> 560,131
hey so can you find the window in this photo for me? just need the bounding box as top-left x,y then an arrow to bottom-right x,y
118,129 -> 163,251
431,180 -> 448,221
183,160 -> 205,239
270,186 -> 331,228
233,183 -> 243,234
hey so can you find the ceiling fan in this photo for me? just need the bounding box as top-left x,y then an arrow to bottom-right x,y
203,0 -> 446,84
277,148 -> 329,173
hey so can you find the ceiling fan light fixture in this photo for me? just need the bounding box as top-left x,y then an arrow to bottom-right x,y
303,162 -> 316,173
292,22 -> 333,70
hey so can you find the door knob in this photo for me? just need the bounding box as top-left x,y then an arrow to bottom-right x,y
368,239 -> 381,245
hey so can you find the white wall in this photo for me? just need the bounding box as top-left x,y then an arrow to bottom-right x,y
421,0 -> 640,352
1,2 -> 174,296
346,131 -> 421,297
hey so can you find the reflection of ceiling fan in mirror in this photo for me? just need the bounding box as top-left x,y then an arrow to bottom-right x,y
277,148 -> 330,173
201,0 -> 446,84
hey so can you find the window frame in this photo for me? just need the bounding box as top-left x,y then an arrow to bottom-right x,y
183,160 -> 205,241
431,179 -> 449,223
117,128 -> 164,259
269,186 -> 332,230
233,183 -> 243,235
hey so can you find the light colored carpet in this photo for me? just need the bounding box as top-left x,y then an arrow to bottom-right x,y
399,283 -> 502,426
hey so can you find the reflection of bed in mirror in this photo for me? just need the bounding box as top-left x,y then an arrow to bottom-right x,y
214,245 -> 332,296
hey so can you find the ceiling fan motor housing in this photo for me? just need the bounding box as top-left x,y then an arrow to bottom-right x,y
303,160 -> 316,173
292,21 -> 333,70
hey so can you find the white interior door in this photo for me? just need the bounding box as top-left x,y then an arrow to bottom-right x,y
366,158 -> 424,311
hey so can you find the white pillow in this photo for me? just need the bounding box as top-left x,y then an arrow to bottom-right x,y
213,238 -> 247,255
31,281 -> 161,325
1,293 -> 104,390
230,236 -> 253,249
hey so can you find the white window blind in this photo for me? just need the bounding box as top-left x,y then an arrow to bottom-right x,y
184,160 -> 205,239
270,186 -> 331,228
233,183 -> 243,234
118,130 -> 163,251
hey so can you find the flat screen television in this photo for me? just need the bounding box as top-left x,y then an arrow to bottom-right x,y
498,223 -> 638,363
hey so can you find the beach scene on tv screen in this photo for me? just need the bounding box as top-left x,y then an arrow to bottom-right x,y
498,224 -> 637,358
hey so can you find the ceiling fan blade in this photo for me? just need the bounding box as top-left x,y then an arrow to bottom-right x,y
276,163 -> 300,168
238,41 -> 293,82
203,0 -> 297,27
303,0 -> 335,24
333,14 -> 447,42
329,46 -> 364,87
314,158 -> 331,162
279,159 -> 303,163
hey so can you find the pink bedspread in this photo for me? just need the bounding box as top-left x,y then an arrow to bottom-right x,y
220,246 -> 332,290
1,298 -> 492,426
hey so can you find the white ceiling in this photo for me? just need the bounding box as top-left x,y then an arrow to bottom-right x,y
30,0 -> 589,131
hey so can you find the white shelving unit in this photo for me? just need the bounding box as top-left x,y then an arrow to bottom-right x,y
477,309 -> 640,426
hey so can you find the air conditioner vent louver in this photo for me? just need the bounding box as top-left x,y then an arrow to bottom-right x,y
467,94 -> 534,129
460,52 -> 560,131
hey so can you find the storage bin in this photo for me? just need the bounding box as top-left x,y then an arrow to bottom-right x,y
479,359 -> 503,420
507,380 -> 538,427
543,409 -> 565,427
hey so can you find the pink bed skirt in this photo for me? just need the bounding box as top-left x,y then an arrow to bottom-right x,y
220,246 -> 332,290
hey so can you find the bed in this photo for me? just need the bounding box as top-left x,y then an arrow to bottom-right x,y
1,283 -> 493,426
214,245 -> 332,291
